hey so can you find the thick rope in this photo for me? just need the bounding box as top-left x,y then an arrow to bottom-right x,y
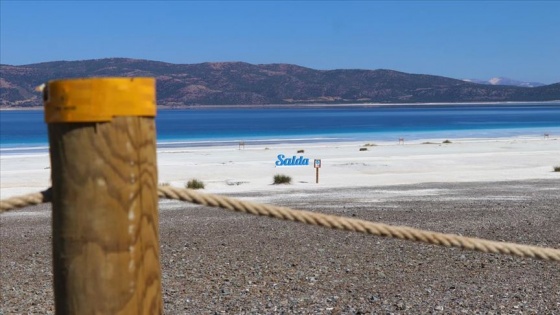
2,186 -> 560,261
157,186 -> 560,262
0,188 -> 51,213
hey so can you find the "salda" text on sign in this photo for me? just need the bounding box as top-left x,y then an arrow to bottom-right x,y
275,154 -> 310,166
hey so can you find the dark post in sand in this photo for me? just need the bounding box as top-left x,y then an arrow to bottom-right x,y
314,159 -> 321,183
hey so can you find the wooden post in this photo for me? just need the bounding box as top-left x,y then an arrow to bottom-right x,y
314,159 -> 321,184
45,78 -> 162,314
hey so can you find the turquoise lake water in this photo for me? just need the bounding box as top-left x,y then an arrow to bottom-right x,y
1,103 -> 559,154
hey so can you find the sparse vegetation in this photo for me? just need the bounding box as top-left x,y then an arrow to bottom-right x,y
159,182 -> 170,186
554,166 -> 560,172
359,147 -> 368,151
363,143 -> 377,147
186,179 -> 205,189
443,139 -> 452,144
273,174 -> 292,185
422,142 -> 437,144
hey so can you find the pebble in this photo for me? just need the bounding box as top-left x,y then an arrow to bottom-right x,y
2,180 -> 560,314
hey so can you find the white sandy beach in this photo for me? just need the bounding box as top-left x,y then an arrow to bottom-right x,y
2,135 -> 560,314
1,136 -> 559,199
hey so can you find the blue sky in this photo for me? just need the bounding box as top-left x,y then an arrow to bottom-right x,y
1,1 -> 559,84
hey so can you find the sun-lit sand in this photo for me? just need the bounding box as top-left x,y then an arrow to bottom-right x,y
2,136 -> 559,199
2,136 -> 560,313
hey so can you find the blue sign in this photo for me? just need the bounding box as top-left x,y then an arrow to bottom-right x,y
314,159 -> 321,168
275,154 -> 310,166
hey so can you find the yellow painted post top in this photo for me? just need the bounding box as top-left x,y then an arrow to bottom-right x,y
44,77 -> 156,123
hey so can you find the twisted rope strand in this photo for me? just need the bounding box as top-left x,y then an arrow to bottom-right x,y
0,188 -> 52,213
1,186 -> 559,261
157,186 -> 560,261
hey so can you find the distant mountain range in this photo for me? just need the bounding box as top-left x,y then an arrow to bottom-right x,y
462,77 -> 546,88
1,58 -> 559,107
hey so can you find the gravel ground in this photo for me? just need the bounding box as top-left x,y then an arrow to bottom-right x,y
1,179 -> 560,314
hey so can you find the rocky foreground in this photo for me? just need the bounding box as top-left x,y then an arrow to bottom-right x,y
1,179 -> 559,314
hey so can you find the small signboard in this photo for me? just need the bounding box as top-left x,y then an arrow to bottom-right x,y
314,159 -> 321,183
314,159 -> 321,168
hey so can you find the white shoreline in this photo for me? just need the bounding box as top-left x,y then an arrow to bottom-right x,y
1,135 -> 559,200
1,100 -> 559,111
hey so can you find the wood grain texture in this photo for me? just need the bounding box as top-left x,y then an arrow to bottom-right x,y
48,116 -> 162,314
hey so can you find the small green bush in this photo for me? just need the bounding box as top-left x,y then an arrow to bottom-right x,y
273,174 -> 292,185
443,139 -> 452,144
554,166 -> 560,172
363,143 -> 377,147
186,179 -> 205,189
